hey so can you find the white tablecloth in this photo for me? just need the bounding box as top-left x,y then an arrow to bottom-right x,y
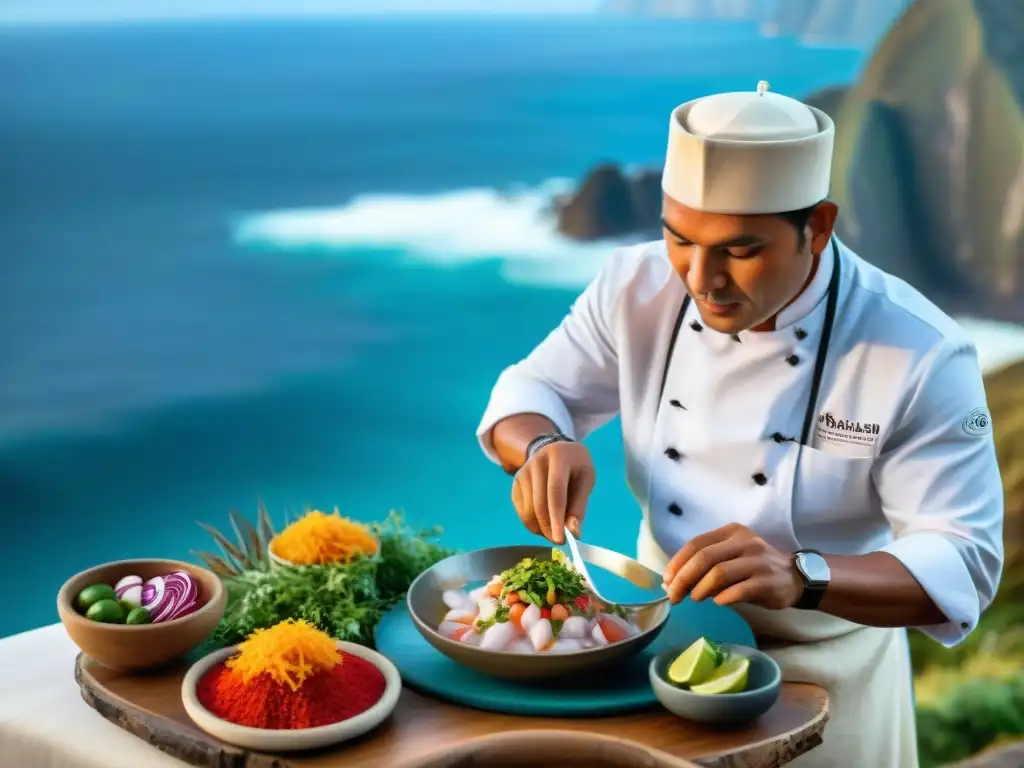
0,624 -> 186,768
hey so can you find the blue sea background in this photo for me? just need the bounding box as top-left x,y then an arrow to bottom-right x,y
1,16 -> 878,638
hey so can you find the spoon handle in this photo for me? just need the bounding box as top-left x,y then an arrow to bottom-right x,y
563,529 -> 599,597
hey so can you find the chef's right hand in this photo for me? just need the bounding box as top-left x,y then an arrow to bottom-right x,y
512,441 -> 596,545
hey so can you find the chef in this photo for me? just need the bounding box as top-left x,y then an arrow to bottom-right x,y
475,81 -> 1004,766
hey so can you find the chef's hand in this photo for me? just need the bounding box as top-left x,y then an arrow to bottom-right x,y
512,441 -> 595,545
662,523 -> 803,610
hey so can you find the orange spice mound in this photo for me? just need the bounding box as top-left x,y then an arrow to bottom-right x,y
225,618 -> 340,692
198,650 -> 387,730
269,508 -> 379,566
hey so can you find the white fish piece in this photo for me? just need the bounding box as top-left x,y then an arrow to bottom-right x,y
477,597 -> 499,621
558,616 -> 589,639
438,621 -> 468,639
469,585 -> 489,602
591,623 -> 609,646
529,618 -> 554,652
548,638 -> 584,654
508,637 -> 535,654
443,609 -> 476,624
443,589 -> 472,611
460,628 -> 483,646
480,621 -> 516,651
578,638 -> 595,649
520,603 -> 541,633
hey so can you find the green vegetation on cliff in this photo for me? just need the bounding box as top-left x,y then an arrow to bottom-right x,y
911,359 -> 1024,765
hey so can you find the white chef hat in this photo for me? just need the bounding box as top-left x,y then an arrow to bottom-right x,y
661,81 -> 835,214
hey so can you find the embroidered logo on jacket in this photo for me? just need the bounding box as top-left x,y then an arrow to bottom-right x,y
816,412 -> 881,447
962,407 -> 992,437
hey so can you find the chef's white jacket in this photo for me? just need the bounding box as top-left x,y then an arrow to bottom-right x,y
477,237 -> 1004,646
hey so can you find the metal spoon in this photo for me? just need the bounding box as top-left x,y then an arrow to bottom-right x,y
563,529 -> 670,609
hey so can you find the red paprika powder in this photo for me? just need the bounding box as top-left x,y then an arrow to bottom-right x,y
197,650 -> 387,729
195,619 -> 388,730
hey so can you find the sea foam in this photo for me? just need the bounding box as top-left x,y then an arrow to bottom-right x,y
234,183 -> 1024,372
232,181 -> 624,288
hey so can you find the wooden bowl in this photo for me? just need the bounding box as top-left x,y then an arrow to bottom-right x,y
57,558 -> 226,673
181,640 -> 401,751
411,730 -> 701,767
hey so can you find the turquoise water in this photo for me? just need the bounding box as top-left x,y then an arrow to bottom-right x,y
0,17 -> 867,638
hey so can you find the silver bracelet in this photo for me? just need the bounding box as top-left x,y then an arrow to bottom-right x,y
525,432 -> 574,461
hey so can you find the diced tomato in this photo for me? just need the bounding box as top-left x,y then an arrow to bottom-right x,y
487,582 -> 503,598
508,602 -> 527,630
540,607 -> 551,620
573,595 -> 590,612
452,626 -> 471,641
506,591 -> 521,606
452,614 -> 474,625
550,604 -> 569,622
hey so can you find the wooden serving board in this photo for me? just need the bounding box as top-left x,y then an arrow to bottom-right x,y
75,653 -> 829,768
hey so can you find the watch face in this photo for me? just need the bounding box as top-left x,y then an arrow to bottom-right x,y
797,552 -> 830,583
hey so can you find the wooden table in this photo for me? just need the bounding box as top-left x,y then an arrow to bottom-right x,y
76,653 -> 830,768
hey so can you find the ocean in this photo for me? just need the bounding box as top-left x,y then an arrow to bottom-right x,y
1,16 -> 1020,640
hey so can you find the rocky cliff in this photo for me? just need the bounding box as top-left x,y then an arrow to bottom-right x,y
820,0 -> 1024,322
558,0 -> 1024,324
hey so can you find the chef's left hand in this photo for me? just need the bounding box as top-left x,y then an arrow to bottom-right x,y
662,523 -> 803,610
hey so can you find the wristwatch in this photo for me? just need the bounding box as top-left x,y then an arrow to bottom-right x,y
525,432 -> 575,461
792,549 -> 830,610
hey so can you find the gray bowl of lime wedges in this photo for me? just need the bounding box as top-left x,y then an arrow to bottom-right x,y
648,638 -> 781,724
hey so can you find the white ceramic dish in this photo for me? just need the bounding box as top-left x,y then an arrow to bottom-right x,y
182,640 -> 401,752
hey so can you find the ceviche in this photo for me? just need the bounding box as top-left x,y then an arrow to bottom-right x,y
436,549 -> 641,654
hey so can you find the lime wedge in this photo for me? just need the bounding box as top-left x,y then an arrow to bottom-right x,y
689,656 -> 750,695
667,637 -> 720,685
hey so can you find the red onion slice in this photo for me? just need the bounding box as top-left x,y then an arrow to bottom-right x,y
141,576 -> 169,621
115,575 -> 144,607
140,572 -> 201,623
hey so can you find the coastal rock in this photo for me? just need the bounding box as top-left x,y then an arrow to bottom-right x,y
973,0 -> 1024,106
558,0 -> 1024,324
554,164 -> 661,240
803,85 -> 848,119
821,0 -> 1024,321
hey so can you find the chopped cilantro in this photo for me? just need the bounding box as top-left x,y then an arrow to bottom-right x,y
475,602 -> 510,632
499,553 -> 587,607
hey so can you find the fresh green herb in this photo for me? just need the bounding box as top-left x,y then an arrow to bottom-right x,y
704,638 -> 728,666
476,602 -> 510,632
209,510 -> 454,648
499,552 -> 587,606
551,618 -> 564,638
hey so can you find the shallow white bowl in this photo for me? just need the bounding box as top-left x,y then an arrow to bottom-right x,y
181,640 -> 401,752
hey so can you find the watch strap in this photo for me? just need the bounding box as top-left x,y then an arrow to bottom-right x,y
793,583 -> 826,611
